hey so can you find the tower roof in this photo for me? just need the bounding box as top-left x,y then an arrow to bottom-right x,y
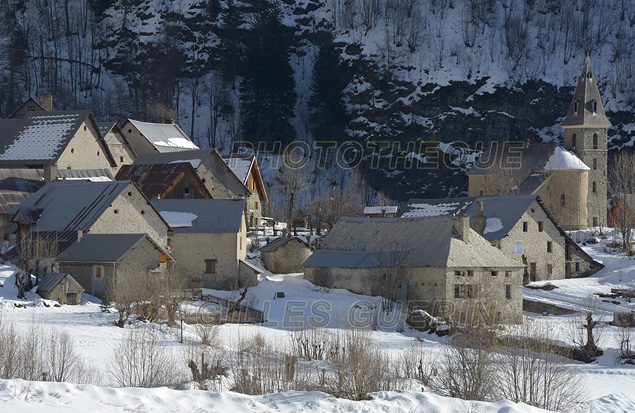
561,56 -> 611,128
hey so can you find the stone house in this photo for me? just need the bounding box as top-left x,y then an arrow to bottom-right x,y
56,233 -> 173,298
401,195 -> 603,282
7,180 -> 172,254
467,57 -> 609,230
37,272 -> 84,305
0,110 -> 117,172
260,236 -> 312,274
134,149 -> 263,227
98,122 -> 137,172
9,96 -> 46,119
151,198 -> 261,289
223,155 -> 268,227
120,119 -> 198,155
115,163 -> 212,200
303,216 -> 525,325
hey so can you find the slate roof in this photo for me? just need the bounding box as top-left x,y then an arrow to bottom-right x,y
57,233 -> 170,263
134,149 -> 250,197
401,195 -> 537,241
56,169 -> 114,181
302,217 -> 523,269
223,157 -> 252,183
115,163 -> 209,199
97,121 -> 117,137
151,199 -> 245,233
561,56 -> 611,128
127,119 -> 198,153
38,272 -> 84,293
259,236 -> 310,252
7,180 -> 131,250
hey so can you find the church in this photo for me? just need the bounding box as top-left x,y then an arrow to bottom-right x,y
467,56 -> 609,230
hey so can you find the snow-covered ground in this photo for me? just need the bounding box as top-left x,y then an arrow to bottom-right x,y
1,228 -> 635,411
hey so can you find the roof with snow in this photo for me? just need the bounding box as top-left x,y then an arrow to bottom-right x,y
37,273 -> 84,293
0,111 -> 115,166
97,122 -> 117,137
57,233 -> 172,263
302,216 -> 523,269
259,236 -> 310,252
223,157 -> 252,183
127,119 -> 199,153
561,56 -> 611,128
115,163 -> 210,199
363,206 -> 400,215
151,199 -> 245,233
543,147 -> 589,170
400,195 -> 537,241
7,180 -> 134,251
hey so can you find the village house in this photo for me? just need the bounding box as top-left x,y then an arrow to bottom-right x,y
467,57 -> 609,230
56,234 -> 173,298
151,198 -> 261,289
303,216 -> 525,325
0,110 -> 117,173
401,195 -> 603,282
223,155 -> 268,227
36,272 -> 84,305
115,163 -> 212,200
120,119 -> 199,155
9,96 -> 46,119
260,236 -> 312,274
134,149 -> 264,227
98,122 -> 137,172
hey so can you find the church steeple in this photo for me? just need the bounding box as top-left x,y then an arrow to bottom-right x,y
561,55 -> 611,128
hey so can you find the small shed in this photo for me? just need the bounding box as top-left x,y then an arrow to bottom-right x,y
613,312 -> 635,327
260,236 -> 312,274
238,259 -> 264,287
37,273 -> 84,305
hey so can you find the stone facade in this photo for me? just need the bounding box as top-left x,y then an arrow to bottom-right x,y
103,126 -> 136,174
37,274 -> 84,305
89,183 -> 170,250
261,238 -> 312,274
56,120 -> 114,171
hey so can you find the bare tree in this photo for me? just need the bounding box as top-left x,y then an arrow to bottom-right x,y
609,152 -> 635,254
372,241 -> 408,312
15,232 -> 59,297
570,296 -> 604,362
276,160 -> 310,236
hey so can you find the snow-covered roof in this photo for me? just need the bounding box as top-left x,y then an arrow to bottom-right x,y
151,199 -> 245,233
542,146 -> 590,171
363,206 -> 399,215
223,157 -> 252,184
128,119 -> 199,153
159,211 -> 198,228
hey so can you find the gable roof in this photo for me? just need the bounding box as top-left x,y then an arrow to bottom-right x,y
260,236 -> 310,252
115,163 -> 211,199
97,121 -> 117,137
9,98 -> 45,119
57,233 -> 171,263
151,199 -> 245,233
303,216 -> 523,269
8,180 -> 131,250
126,119 -> 198,153
0,111 -> 116,166
134,149 -> 250,197
37,272 -> 84,293
561,55 -> 611,128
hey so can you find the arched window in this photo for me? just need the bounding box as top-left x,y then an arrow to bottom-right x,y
574,101 -> 579,113
593,100 -> 598,113
592,181 -> 597,193
593,133 -> 598,149
572,133 -> 577,148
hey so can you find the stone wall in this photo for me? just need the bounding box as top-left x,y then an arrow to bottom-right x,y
261,239 -> 312,273
57,120 -> 113,170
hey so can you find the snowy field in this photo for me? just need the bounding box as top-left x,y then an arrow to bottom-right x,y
1,228 -> 635,411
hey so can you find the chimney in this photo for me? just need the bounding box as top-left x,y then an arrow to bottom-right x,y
39,93 -> 53,111
77,228 -> 83,243
43,163 -> 58,183
453,214 -> 470,242
473,201 -> 486,235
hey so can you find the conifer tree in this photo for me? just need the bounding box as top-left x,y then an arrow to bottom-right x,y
309,33 -> 349,142
239,0 -> 297,147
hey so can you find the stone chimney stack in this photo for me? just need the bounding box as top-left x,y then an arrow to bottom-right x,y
473,201 -> 486,235
39,93 -> 53,111
453,214 -> 470,242
77,228 -> 83,243
43,163 -> 58,183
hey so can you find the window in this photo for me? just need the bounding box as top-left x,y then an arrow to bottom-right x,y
205,259 -> 217,274
575,262 -> 580,272
467,270 -> 474,277
522,222 -> 528,232
454,284 -> 460,298
84,125 -> 87,131
514,242 -> 522,254
94,266 -> 103,278
28,105 -> 35,111
592,181 -> 597,193
593,133 -> 598,149
566,246 -> 571,260
184,187 -> 190,194
255,202 -> 259,209
574,101 -> 579,113
120,156 -> 124,163
240,237 -> 242,249
538,222 -> 543,232
505,285 -> 512,299
593,217 -> 598,227
505,271 -> 511,277
491,270 -> 498,276
455,270 -> 464,277
593,158 -> 597,169
561,194 -> 565,207
467,285 -> 475,298
547,264 -> 553,276
572,133 -> 577,148
593,101 -> 598,113
547,241 -> 553,253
